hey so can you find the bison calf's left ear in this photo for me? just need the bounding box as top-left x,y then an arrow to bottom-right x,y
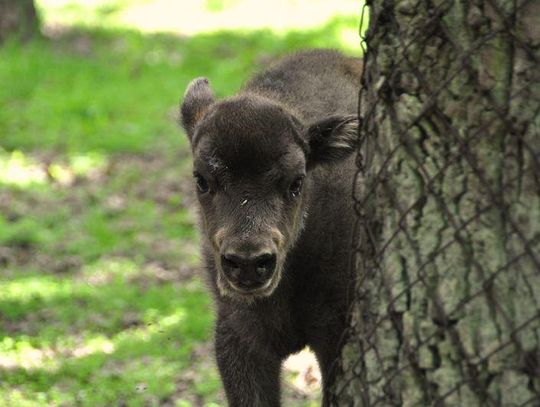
306,115 -> 359,166
180,77 -> 215,142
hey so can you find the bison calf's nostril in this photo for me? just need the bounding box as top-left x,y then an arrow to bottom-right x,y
255,253 -> 276,277
221,254 -> 241,280
222,254 -> 240,269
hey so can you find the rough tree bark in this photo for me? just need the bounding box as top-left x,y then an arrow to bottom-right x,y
0,0 -> 40,43
332,0 -> 540,405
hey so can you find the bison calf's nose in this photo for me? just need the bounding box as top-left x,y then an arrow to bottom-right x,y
221,252 -> 277,290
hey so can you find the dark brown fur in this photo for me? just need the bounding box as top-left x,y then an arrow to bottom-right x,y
180,49 -> 361,406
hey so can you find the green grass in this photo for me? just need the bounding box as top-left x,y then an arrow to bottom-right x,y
1,268 -> 214,406
0,15 -> 359,154
0,12 -> 359,406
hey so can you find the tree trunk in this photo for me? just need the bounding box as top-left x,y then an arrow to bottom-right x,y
332,0 -> 540,405
0,0 -> 40,43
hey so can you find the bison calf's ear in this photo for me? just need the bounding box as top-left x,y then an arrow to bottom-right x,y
306,115 -> 359,166
180,77 -> 215,141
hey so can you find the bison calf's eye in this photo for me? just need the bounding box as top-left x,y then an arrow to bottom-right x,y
289,176 -> 304,198
194,173 -> 210,194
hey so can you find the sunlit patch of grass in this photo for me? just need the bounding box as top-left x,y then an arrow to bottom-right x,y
0,151 -> 197,268
0,266 -> 214,406
0,336 -> 57,370
0,149 -> 108,189
48,152 -> 107,185
0,389 -> 52,407
0,150 -> 47,187
68,152 -> 107,176
339,25 -> 363,51
37,0 -> 148,28
0,274 -> 71,304
205,0 -> 241,13
37,0 -> 362,37
78,257 -> 140,285
0,334 -> 115,371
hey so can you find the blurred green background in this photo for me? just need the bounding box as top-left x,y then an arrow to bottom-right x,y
0,1 -> 363,405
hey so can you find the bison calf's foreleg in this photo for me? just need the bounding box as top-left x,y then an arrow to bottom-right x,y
215,319 -> 282,407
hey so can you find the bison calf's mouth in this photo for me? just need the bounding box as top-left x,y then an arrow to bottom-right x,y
220,252 -> 277,292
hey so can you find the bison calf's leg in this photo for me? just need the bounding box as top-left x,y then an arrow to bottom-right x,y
312,340 -> 343,407
215,319 -> 282,407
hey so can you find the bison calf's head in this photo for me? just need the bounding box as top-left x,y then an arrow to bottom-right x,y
181,77 -> 358,301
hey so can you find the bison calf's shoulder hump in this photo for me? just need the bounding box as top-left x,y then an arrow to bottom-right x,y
180,49 -> 361,406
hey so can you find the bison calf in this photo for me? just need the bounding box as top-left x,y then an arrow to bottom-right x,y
180,49 -> 361,406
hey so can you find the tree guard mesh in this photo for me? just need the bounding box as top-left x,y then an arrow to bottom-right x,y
332,1 -> 540,405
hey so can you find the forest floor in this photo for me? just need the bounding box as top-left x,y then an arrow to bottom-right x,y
0,8 -> 359,406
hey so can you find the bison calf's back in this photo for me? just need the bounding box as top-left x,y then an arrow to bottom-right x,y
180,49 -> 361,406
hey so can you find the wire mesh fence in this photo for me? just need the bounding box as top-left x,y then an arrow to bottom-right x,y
333,1 -> 540,405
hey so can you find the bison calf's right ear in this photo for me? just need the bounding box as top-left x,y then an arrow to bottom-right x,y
306,115 -> 359,167
180,77 -> 215,141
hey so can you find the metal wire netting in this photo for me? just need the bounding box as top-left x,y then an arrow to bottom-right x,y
333,1 -> 540,405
